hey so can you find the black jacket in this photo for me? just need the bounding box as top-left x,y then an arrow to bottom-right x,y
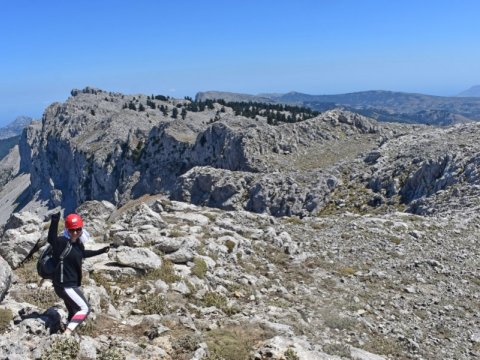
48,216 -> 105,287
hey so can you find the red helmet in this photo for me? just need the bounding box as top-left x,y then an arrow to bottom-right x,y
65,214 -> 84,229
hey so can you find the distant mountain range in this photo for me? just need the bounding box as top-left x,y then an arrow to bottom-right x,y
0,116 -> 33,140
196,88 -> 480,126
457,85 -> 480,97
0,136 -> 19,161
0,116 -> 33,161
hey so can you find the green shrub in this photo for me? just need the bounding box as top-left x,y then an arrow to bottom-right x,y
202,292 -> 228,309
98,347 -> 125,360
172,333 -> 202,352
224,239 -> 236,253
201,292 -> 239,315
284,348 -> 300,360
41,337 -> 79,360
145,260 -> 180,284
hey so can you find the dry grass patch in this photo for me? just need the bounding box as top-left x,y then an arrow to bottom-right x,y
14,288 -> 58,309
0,308 -> 12,333
336,267 -> 358,277
322,343 -> 351,358
363,335 -> 405,358
310,222 -> 328,230
191,258 -> 208,279
283,216 -> 303,225
205,324 -> 275,360
14,256 -> 41,283
322,311 -> 357,331
169,228 -> 187,238
79,314 -> 139,338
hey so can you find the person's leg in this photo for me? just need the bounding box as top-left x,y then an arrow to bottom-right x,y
54,286 -> 78,331
63,287 -> 90,333
62,287 -> 90,334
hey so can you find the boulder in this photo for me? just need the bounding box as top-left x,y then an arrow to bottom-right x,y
110,246 -> 162,270
0,212 -> 43,268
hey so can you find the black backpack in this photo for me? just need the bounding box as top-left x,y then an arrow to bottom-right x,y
37,242 -> 72,281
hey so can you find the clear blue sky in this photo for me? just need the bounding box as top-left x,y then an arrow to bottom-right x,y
1,0 -> 479,126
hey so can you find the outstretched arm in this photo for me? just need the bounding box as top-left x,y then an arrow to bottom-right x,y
47,212 -> 61,245
84,245 -> 110,258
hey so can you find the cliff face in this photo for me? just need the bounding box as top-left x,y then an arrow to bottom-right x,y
18,88 -> 385,216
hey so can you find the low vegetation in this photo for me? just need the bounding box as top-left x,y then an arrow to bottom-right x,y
41,337 -> 79,360
0,308 -> 12,333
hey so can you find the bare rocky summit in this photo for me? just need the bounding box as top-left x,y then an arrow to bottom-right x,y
0,87 -> 479,359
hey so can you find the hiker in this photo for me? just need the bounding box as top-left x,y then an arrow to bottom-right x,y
48,212 -> 110,335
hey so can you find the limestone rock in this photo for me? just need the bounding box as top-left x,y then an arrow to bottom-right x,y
0,256 -> 12,301
110,246 -> 162,270
0,212 -> 43,268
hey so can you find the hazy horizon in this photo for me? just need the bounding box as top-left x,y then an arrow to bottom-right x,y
1,0 -> 479,127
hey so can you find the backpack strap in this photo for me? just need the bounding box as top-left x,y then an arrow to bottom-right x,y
59,241 -> 73,283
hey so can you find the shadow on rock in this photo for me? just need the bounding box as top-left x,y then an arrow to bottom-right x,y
14,306 -> 63,335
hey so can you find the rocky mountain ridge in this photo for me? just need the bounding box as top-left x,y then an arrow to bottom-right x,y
16,87 -> 396,218
0,87 -> 479,359
13,87 -> 480,221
